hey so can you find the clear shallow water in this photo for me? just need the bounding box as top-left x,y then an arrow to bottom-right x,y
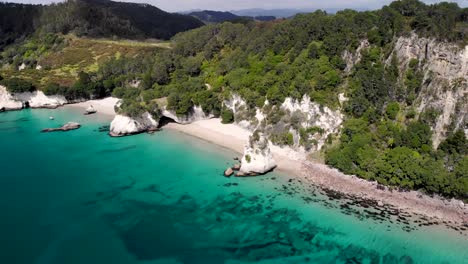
0,108 -> 466,264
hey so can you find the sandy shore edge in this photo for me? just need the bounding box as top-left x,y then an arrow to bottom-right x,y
164,119 -> 467,225
63,97 -> 119,117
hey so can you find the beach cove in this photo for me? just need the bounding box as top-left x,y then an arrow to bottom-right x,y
0,106 -> 467,263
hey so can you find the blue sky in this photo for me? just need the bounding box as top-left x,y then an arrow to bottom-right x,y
8,0 -> 468,12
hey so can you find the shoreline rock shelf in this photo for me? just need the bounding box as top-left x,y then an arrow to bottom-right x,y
41,122 -> 81,133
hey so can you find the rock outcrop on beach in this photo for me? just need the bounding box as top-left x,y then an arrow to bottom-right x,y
41,122 -> 80,132
162,105 -> 212,124
109,112 -> 159,137
239,132 -> 276,175
85,105 -> 96,115
0,85 -> 68,110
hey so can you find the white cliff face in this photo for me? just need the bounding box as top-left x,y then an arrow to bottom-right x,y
0,85 -> 23,110
162,106 -> 213,124
223,94 -> 247,114
281,95 -> 343,150
223,94 -> 343,151
109,112 -> 158,137
342,39 -> 370,73
14,91 -> 67,108
240,133 -> 277,175
0,85 -> 68,110
388,33 -> 468,147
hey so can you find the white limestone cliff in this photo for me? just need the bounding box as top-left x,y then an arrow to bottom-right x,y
387,33 -> 468,147
0,85 -> 67,110
281,95 -> 343,150
162,106 -> 212,124
109,112 -> 159,137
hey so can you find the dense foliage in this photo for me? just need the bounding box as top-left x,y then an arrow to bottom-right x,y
39,0 -> 204,39
0,0 -> 203,52
0,3 -> 41,50
0,78 -> 36,93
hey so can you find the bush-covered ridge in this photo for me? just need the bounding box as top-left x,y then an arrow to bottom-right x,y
0,0 -> 203,51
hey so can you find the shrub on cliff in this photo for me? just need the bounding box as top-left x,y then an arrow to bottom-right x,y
1,78 -> 36,93
221,109 -> 234,124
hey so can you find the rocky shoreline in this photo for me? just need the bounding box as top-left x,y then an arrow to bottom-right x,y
165,119 -> 468,228
299,161 -> 468,229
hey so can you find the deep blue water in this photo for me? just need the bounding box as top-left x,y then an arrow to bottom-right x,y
0,108 -> 467,264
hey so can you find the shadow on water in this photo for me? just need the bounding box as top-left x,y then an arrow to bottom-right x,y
99,192 -> 416,264
0,126 -> 21,131
0,117 -> 30,124
83,178 -> 137,206
97,145 -> 137,153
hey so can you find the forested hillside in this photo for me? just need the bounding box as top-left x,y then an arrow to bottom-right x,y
0,0 -> 203,50
1,0 -> 467,199
188,10 -> 240,23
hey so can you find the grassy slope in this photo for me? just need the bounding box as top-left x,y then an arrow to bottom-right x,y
0,35 -> 170,88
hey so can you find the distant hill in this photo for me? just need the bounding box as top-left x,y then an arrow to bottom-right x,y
0,0 -> 204,49
230,8 -> 366,18
188,10 -> 238,23
40,0 -> 204,39
231,8 -> 311,18
188,10 -> 276,23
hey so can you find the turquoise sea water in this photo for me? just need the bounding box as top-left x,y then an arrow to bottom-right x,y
0,108 -> 467,264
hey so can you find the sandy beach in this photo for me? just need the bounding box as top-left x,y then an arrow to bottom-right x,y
67,99 -> 468,225
64,97 -> 119,116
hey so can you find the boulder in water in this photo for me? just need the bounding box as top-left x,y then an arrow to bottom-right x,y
109,112 -> 159,137
84,105 -> 97,115
224,167 -> 234,177
41,122 -> 80,133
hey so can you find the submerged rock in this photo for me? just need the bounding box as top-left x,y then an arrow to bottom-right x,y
239,132 -> 276,175
41,122 -> 80,132
109,112 -> 159,137
232,163 -> 241,171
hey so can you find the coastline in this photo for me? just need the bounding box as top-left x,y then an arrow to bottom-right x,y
164,119 -> 468,225
40,100 -> 468,225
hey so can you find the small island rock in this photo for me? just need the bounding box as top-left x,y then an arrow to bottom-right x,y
109,112 -> 159,137
239,132 -> 276,175
41,122 -> 80,132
